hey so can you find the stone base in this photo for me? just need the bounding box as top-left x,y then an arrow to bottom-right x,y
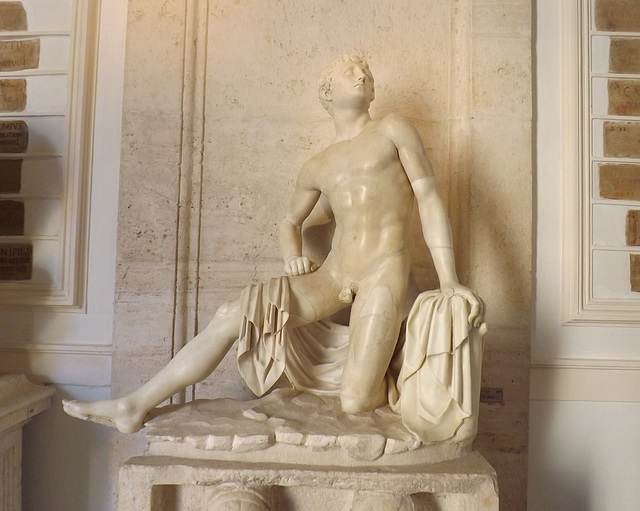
120,392 -> 497,510
119,451 -> 498,510
143,389 -> 475,465
0,374 -> 55,511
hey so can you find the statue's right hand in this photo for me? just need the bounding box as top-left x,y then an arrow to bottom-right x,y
284,256 -> 318,276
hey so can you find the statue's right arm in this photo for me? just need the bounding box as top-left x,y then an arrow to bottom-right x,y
280,163 -> 321,276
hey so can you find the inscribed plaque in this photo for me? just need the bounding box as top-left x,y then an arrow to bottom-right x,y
0,3 -> 27,31
0,120 -> 28,153
608,80 -> 640,116
596,0 -> 640,32
0,200 -> 23,235
631,254 -> 640,292
0,39 -> 39,72
0,243 -> 31,280
603,121 -> 640,158
0,79 -> 26,112
610,39 -> 640,74
0,159 -> 21,193
599,165 -> 640,201
627,211 -> 640,246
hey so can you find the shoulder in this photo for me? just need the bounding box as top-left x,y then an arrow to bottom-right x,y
379,112 -> 415,133
296,152 -> 323,189
378,113 -> 435,181
378,113 -> 421,144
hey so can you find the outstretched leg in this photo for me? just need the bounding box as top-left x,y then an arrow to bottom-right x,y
63,299 -> 242,433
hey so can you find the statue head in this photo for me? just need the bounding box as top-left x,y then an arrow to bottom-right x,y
318,54 -> 375,112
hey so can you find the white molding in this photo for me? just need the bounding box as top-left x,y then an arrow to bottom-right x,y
561,0 -> 640,325
0,0 -> 100,310
531,358 -> 640,402
561,0 -> 585,324
0,343 -> 111,387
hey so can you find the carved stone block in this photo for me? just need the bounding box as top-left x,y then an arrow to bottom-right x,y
0,200 -> 24,235
596,0 -> 640,32
603,122 -> 640,158
631,254 -> 640,292
351,491 -> 414,511
0,120 -> 28,153
119,451 -> 499,511
599,164 -> 640,201
0,243 -> 31,280
626,210 -> 640,246
608,80 -> 640,116
0,39 -> 39,72
610,39 -> 640,74
0,79 -> 26,112
0,159 -> 21,193
206,484 -> 273,511
0,2 -> 27,32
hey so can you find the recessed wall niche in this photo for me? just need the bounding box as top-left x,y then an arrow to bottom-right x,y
565,0 -> 640,323
0,0 -> 97,307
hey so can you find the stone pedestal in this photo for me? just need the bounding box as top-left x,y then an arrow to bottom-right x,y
120,451 -> 498,511
0,374 -> 55,511
119,391 -> 498,510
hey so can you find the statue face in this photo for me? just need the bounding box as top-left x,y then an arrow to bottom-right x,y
328,61 -> 374,110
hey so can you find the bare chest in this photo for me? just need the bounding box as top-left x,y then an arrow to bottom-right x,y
317,132 -> 409,196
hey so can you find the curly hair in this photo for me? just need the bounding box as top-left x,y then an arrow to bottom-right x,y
318,54 -> 375,111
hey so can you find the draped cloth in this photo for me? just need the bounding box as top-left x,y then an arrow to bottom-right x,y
389,289 -> 482,442
237,278 -> 350,397
236,278 -> 484,443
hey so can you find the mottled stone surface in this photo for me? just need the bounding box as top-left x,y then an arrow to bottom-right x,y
0,79 -> 26,112
608,80 -> 640,116
596,0 -> 640,32
604,121 -> 640,158
626,211 -> 640,246
0,242 -> 31,280
631,254 -> 640,292
600,164 -> 640,201
0,2 -> 27,32
610,39 -> 640,74
144,389 -> 472,465
119,451 -> 498,511
0,200 -> 23,235
0,39 -> 39,72
0,120 -> 28,153
0,159 -> 21,193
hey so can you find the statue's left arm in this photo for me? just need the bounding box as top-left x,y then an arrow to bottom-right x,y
384,114 -> 484,327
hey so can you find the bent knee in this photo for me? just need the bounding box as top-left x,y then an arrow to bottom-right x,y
340,387 -> 386,414
202,299 -> 241,335
216,298 -> 240,316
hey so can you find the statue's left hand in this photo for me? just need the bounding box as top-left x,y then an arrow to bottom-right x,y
442,284 -> 485,328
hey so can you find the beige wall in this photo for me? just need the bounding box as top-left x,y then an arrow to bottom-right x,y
112,1 -> 532,509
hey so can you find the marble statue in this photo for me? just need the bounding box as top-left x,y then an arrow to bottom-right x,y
63,55 -> 485,444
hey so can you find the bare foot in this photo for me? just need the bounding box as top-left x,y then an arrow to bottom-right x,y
62,398 -> 147,434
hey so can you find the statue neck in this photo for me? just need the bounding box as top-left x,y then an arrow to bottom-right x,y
331,108 -> 372,142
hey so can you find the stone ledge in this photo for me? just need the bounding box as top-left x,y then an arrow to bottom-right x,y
119,451 -> 499,511
0,374 -> 55,432
123,451 -> 497,492
144,389 -> 473,466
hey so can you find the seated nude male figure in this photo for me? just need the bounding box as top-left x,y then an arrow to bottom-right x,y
63,55 -> 484,434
